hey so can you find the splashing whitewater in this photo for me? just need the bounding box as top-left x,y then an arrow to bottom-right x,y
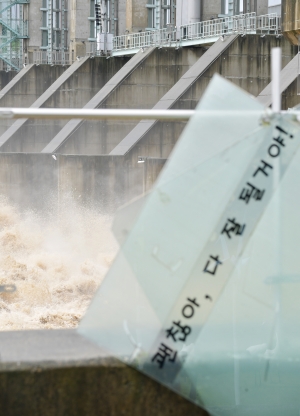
0,197 -> 118,330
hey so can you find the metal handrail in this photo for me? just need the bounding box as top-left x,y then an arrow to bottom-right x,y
180,12 -> 256,40
256,13 -> 281,34
86,41 -> 101,57
112,12 -> 281,53
113,27 -> 176,52
33,51 -> 75,65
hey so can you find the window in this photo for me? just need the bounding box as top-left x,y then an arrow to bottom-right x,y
146,0 -> 156,29
162,0 -> 171,26
42,30 -> 48,46
90,0 -> 95,17
64,10 -> 67,28
90,20 -> 95,38
54,31 -> 61,48
147,7 -> 155,28
42,11 -> 47,27
55,11 -> 60,28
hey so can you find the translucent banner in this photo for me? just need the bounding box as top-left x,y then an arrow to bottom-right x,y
78,75 -> 300,416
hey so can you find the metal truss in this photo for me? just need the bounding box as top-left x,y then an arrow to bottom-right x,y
0,0 -> 29,71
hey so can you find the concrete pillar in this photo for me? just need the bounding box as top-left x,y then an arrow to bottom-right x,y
187,0 -> 201,23
126,0 -> 133,31
27,0 -> 44,59
176,0 -> 188,26
255,0 -> 268,15
201,0 -> 222,21
126,0 -> 148,33
117,0 -> 127,35
69,0 -> 90,56
282,0 -> 300,45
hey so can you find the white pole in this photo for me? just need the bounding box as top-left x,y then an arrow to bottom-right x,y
0,108 -> 195,121
271,47 -> 281,113
0,108 -> 299,121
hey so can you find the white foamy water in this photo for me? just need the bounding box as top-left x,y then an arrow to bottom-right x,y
0,197 -> 118,330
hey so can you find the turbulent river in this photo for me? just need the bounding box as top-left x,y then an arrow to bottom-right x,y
0,197 -> 118,330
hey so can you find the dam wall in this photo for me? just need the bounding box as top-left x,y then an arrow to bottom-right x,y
113,35 -> 297,162
0,65 -> 67,136
0,153 -> 166,213
0,34 -> 299,416
0,35 -> 298,213
0,70 -> 15,91
0,57 -> 130,153
48,47 -> 205,155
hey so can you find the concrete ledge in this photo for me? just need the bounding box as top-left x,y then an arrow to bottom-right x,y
0,329 -> 209,416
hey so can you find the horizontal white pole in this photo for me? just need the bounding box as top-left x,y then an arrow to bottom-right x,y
0,108 -> 298,121
0,108 -> 195,121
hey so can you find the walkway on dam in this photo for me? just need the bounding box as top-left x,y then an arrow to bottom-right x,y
30,12 -> 281,66
111,12 -> 280,57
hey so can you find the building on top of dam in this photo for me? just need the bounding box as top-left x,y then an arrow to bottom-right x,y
0,0 -> 282,71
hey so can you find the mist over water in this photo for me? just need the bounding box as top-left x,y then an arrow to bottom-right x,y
0,196 -> 118,330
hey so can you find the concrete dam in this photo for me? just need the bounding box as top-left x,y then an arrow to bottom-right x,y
0,32 -> 299,415
0,32 -> 297,330
0,34 -> 298,215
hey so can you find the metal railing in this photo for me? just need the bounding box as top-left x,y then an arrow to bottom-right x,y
256,13 -> 281,34
86,41 -> 101,57
33,51 -> 75,66
0,12 -> 282,70
113,27 -> 177,52
112,12 -> 281,53
180,12 -> 256,41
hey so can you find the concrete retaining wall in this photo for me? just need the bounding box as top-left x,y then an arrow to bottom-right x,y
0,329 -> 209,416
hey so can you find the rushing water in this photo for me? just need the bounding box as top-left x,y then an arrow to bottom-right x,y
0,197 -> 118,330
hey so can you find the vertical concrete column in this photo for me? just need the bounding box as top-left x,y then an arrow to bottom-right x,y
127,0 -> 147,32
282,0 -> 300,45
117,0 -> 127,35
28,0 -> 43,59
176,0 -> 188,26
201,0 -> 222,21
126,0 -> 133,31
188,0 -> 201,23
69,0 -> 90,56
